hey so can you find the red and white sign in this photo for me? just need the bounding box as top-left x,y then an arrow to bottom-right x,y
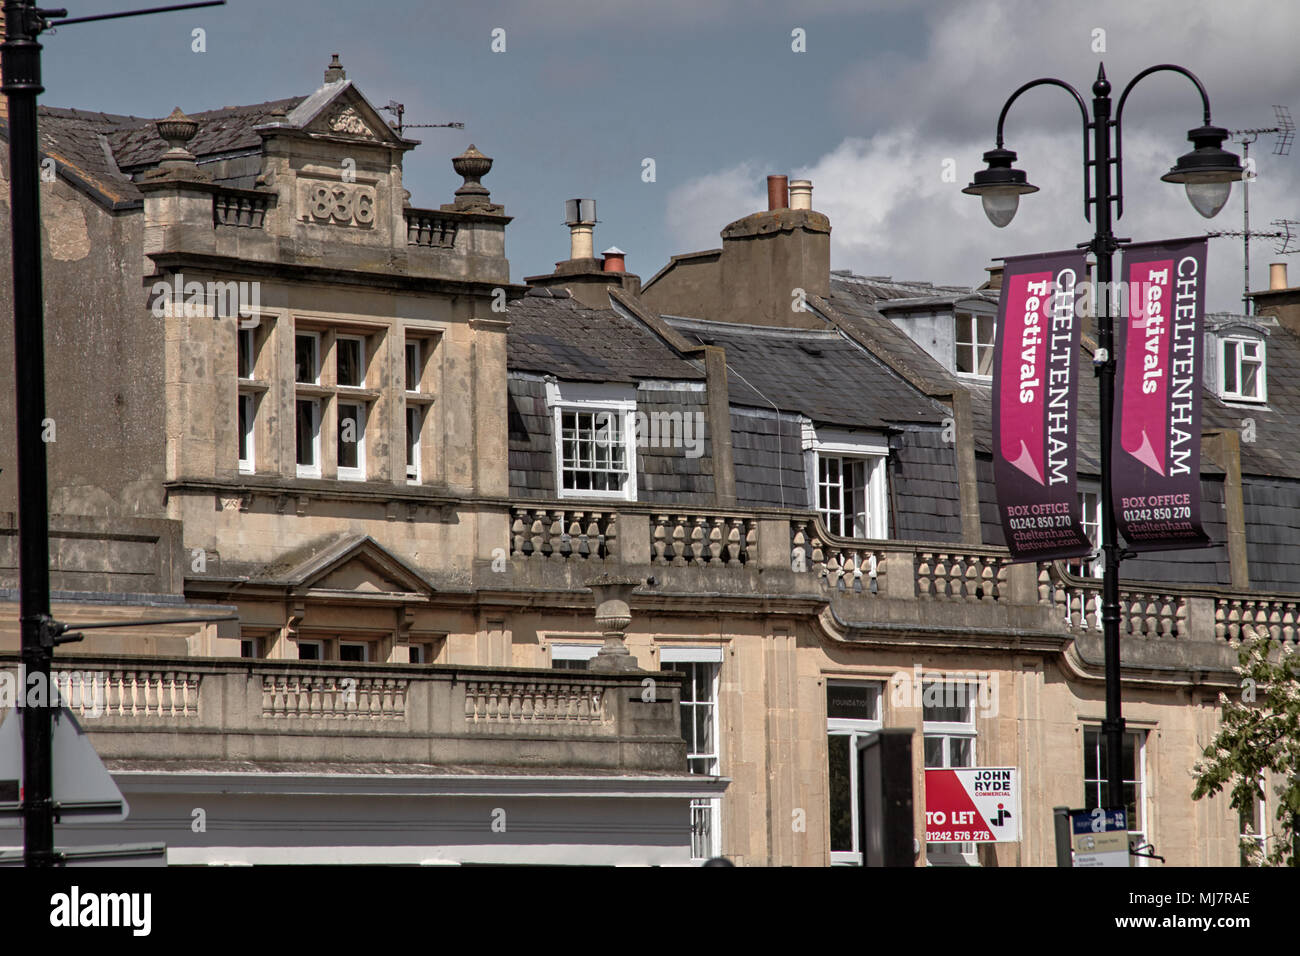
924,767 -> 1019,844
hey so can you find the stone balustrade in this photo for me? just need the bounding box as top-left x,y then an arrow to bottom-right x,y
1042,564 -> 1190,638
651,513 -> 756,567
1215,595 -> 1300,643
916,548 -> 1009,602
40,668 -> 202,719
502,501 -> 1300,643
212,189 -> 270,228
511,508 -> 617,560
0,654 -> 688,773
262,673 -> 407,720
464,678 -> 604,726
790,517 -> 887,592
404,208 -> 460,248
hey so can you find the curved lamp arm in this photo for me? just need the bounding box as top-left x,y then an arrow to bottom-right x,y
994,77 -> 1094,220
1112,64 -> 1215,220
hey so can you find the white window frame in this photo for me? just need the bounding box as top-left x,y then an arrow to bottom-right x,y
546,381 -> 638,502
803,425 -> 889,539
239,636 -> 259,659
339,640 -> 370,663
405,339 -> 422,393
1082,726 -> 1149,868
237,392 -> 256,474
335,334 -> 366,389
336,399 -> 367,481
295,330 -> 321,385
923,682 -> 978,866
237,326 -> 256,381
825,680 -> 883,866
297,639 -> 323,661
1239,775 -> 1268,865
659,646 -> 722,861
954,310 -> 995,379
408,643 -> 430,665
550,642 -> 601,671
295,398 -> 321,478
405,404 -> 422,484
1220,335 -> 1267,403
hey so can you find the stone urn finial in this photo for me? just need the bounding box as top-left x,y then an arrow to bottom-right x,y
452,144 -> 493,208
585,573 -> 644,673
142,107 -> 209,183
156,107 -> 198,160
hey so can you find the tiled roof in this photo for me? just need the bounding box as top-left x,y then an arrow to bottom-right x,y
506,289 -> 704,383
663,314 -> 948,429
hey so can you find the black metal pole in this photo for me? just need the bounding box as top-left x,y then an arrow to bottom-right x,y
1089,66 -> 1127,818
2,0 -> 55,867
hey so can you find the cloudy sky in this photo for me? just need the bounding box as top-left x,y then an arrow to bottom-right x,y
41,0 -> 1300,309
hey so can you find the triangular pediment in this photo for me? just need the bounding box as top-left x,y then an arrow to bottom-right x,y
258,533 -> 433,598
316,556 -> 408,594
277,81 -> 408,148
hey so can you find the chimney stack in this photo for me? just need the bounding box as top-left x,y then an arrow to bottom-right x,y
324,54 -> 346,84
602,247 -> 626,273
1270,261 -> 1289,290
766,174 -> 789,211
789,180 -> 813,210
564,198 -> 597,260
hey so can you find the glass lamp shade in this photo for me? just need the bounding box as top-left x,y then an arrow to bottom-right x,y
981,187 -> 1021,228
1183,178 -> 1232,219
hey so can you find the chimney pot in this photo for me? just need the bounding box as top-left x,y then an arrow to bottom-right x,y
767,175 -> 789,211
565,199 -> 597,260
789,180 -> 813,210
602,247 -> 626,272
1270,261 -> 1289,291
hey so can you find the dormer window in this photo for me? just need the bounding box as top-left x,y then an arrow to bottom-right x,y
545,381 -> 638,501
803,425 -> 889,540
1220,336 -> 1266,403
955,312 -> 994,378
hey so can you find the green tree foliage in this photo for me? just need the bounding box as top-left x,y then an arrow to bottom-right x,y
1192,635 -> 1300,866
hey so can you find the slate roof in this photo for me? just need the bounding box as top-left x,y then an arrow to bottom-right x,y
107,96 -> 305,170
663,314 -> 948,429
506,288 -> 704,383
821,272 -> 1300,480
18,76 -> 410,209
821,273 -> 986,400
18,107 -> 144,207
1197,318 -> 1300,480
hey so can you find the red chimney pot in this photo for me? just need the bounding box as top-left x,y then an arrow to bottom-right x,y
767,175 -> 789,211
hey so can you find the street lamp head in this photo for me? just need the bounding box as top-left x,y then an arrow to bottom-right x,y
1160,125 -> 1243,219
963,148 -> 1039,227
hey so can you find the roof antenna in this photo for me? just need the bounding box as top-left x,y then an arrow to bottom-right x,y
1206,106 -> 1295,314
380,101 -> 464,138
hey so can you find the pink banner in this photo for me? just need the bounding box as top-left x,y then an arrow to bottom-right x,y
1111,238 -> 1211,551
992,250 -> 1092,561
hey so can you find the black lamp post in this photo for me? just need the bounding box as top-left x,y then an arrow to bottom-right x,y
963,64 -> 1242,826
3,0 -> 225,867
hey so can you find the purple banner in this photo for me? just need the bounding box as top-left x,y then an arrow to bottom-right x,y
992,250 -> 1093,562
1111,238 -> 1211,551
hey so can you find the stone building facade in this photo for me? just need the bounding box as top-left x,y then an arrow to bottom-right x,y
1,59 -> 1296,866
